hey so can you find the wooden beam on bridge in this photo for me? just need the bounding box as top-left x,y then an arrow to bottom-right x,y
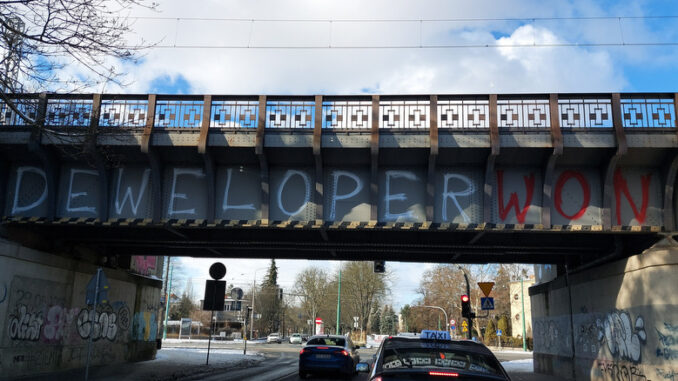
89,94 -> 109,221
602,93 -> 628,229
313,95 -> 324,223
542,93 -> 563,228
141,94 -> 157,154
427,95 -> 438,221
256,95 -> 269,223
484,94 -> 499,222
26,93 -> 59,220
198,95 -> 212,154
370,95 -> 380,221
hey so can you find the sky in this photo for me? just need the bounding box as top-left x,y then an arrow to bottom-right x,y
69,0 -> 678,309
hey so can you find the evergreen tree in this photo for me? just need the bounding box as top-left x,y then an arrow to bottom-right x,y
263,259 -> 278,287
169,292 -> 195,320
497,315 -> 510,337
370,308 -> 381,334
485,319 -> 497,343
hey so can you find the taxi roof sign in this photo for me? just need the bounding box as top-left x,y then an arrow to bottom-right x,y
477,282 -> 494,297
420,330 -> 451,340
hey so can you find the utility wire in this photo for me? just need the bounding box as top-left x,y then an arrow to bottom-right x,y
150,42 -> 678,49
131,15 -> 678,22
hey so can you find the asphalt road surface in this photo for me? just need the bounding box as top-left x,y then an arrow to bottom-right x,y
199,342 -> 533,381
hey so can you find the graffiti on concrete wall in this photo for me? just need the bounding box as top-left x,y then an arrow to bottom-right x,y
131,312 -> 157,342
131,256 -> 158,277
3,276 -> 134,345
601,311 -> 647,363
596,359 -> 651,381
5,164 -> 664,226
576,310 -> 647,363
533,316 -> 572,356
656,322 -> 677,361
7,304 -> 43,341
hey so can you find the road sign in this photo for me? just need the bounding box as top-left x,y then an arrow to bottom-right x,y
497,329 -> 503,336
450,319 -> 456,326
85,269 -> 109,305
462,320 -> 468,327
450,325 -> 456,330
481,297 -> 495,310
315,317 -> 323,323
353,316 -> 359,322
477,282 -> 494,297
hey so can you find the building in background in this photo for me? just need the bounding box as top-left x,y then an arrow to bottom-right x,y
509,277 -> 535,338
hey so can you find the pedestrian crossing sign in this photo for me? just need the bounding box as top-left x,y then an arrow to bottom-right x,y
481,297 -> 495,310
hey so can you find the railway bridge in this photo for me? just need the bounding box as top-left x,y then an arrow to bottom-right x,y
0,92 -> 677,380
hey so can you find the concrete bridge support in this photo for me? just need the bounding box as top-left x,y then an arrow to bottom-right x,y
530,240 -> 678,380
0,239 -> 162,380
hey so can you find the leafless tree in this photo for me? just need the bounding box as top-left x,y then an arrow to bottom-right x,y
294,267 -> 331,323
0,0 -> 155,124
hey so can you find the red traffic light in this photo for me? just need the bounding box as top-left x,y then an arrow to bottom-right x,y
461,295 -> 469,303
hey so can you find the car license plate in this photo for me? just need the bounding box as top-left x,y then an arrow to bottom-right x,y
315,354 -> 331,359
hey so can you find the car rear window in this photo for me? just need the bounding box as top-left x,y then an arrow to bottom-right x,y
307,337 -> 346,346
380,347 -> 502,375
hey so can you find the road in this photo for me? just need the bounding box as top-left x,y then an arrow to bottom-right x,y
196,342 -> 534,381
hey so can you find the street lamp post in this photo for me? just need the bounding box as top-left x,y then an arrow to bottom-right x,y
249,267 -> 268,341
413,305 -> 449,332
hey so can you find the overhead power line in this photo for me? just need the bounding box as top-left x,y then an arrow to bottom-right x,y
133,14 -> 678,50
132,15 -> 678,23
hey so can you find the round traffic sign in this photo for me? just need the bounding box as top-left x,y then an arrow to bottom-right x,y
450,319 -> 456,326
209,262 -> 227,280
315,317 -> 323,323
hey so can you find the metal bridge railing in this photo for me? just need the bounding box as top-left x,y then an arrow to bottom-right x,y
497,98 -> 551,130
0,93 -> 676,130
45,98 -> 93,127
379,98 -> 430,129
154,98 -> 204,129
210,99 -> 259,129
0,97 -> 39,126
99,98 -> 149,128
437,97 -> 489,129
621,96 -> 676,128
558,97 -> 613,129
322,99 -> 372,129
266,99 -> 315,129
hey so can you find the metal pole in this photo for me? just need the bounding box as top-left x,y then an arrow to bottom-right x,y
250,276 -> 255,340
84,268 -> 101,381
336,264 -> 342,335
460,268 -> 473,340
163,260 -> 173,340
521,278 -> 527,351
206,310 -> 214,365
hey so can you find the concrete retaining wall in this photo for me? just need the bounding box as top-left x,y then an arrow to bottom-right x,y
0,239 -> 162,379
530,241 -> 678,380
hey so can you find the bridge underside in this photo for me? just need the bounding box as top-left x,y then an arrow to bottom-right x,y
1,92 -> 677,268
1,221 -> 662,266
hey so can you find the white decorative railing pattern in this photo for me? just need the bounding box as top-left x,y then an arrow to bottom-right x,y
438,98 -> 489,129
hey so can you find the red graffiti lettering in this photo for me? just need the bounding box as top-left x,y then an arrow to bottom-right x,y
613,169 -> 651,225
554,170 -> 591,220
497,170 -> 535,223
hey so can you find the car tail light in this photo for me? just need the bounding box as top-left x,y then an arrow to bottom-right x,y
333,350 -> 349,356
429,371 -> 459,377
300,348 -> 310,355
373,377 -> 382,381
317,346 -> 329,349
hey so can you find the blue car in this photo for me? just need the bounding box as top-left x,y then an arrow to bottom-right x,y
299,334 -> 360,379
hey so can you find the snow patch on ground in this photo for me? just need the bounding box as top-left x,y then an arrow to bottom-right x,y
95,348 -> 264,381
501,358 -> 534,373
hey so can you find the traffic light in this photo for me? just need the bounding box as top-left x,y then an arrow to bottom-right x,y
461,294 -> 471,318
374,260 -> 385,273
245,306 -> 252,325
